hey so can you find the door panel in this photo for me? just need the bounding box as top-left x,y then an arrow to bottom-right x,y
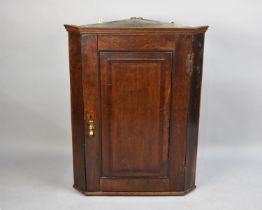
100,52 -> 172,191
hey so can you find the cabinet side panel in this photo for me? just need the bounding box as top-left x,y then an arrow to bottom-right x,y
81,35 -> 101,191
169,35 -> 193,191
68,33 -> 86,191
185,33 -> 205,189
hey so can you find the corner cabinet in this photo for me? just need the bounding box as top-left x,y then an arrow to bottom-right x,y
64,17 -> 208,196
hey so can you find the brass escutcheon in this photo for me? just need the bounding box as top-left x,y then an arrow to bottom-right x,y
87,114 -> 95,137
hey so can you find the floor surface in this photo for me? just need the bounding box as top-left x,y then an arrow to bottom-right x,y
0,143 -> 261,210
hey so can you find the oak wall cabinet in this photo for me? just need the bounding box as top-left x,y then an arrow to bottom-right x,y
64,18 -> 208,195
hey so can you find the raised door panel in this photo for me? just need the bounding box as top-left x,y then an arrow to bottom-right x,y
100,52 -> 172,191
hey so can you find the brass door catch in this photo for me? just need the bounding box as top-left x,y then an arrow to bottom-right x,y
87,114 -> 95,137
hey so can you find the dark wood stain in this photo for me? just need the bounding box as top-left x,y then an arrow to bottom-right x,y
100,177 -> 170,192
100,52 -> 171,181
65,18 -> 208,195
98,35 -> 176,51
168,34 -> 194,191
81,35 -> 101,191
68,33 -> 86,191
185,33 -> 205,189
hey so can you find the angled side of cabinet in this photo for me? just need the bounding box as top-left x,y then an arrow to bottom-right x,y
185,33 -> 206,190
67,32 -> 86,192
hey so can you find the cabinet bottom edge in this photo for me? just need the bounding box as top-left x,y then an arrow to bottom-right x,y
73,184 -> 196,196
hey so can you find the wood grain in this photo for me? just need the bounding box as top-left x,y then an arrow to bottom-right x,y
65,18 -> 208,195
184,33 -> 205,189
81,35 -> 101,191
73,184 -> 196,196
168,34 -> 194,191
100,177 -> 170,192
100,52 -> 171,182
65,24 -> 208,34
98,35 -> 175,51
68,33 -> 86,191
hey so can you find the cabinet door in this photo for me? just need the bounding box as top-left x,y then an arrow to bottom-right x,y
100,52 -> 172,191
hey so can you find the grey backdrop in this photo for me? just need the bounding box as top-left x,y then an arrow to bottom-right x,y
1,0 -> 262,209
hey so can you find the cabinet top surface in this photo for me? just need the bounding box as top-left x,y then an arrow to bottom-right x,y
64,17 -> 208,34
